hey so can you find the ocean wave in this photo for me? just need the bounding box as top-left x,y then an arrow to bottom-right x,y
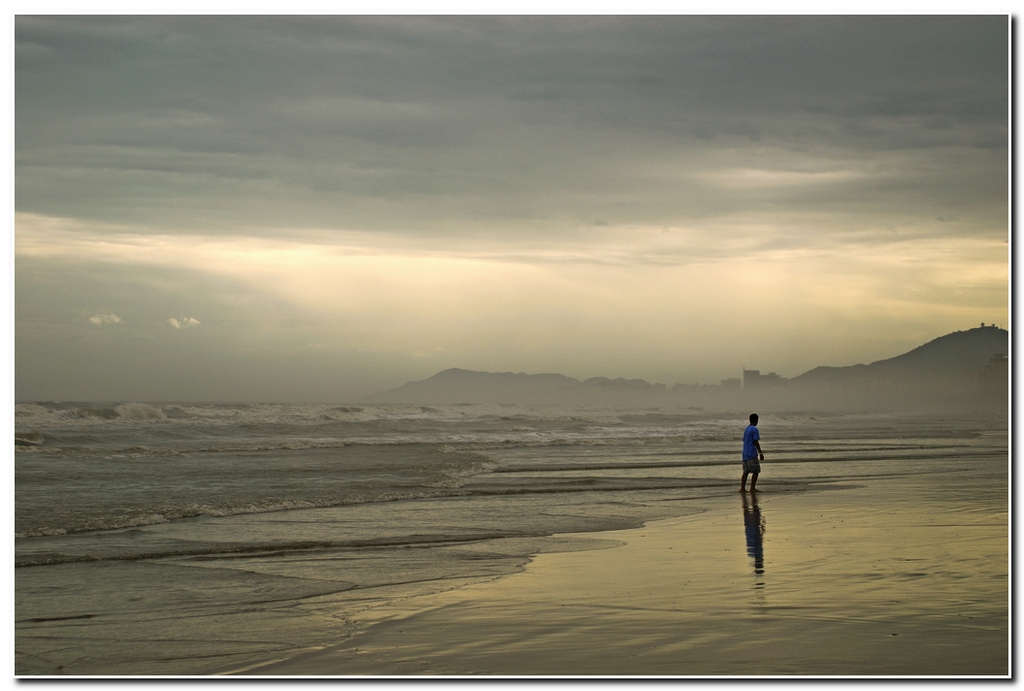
15,530 -> 555,568
15,431 -> 733,459
14,432 -> 44,446
15,401 -> 737,429
14,490 -> 456,540
15,402 -> 167,425
16,512 -> 169,538
422,452 -> 502,489
12,403 -> 752,463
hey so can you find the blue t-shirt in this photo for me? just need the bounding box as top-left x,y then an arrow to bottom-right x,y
743,425 -> 760,460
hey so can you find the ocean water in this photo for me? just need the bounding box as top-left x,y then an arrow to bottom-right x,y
14,402 -> 1008,675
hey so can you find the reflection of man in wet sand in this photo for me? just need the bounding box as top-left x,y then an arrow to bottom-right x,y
741,413 -> 764,492
742,491 -> 765,575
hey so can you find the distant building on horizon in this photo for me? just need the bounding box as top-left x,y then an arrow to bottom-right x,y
743,368 -> 786,389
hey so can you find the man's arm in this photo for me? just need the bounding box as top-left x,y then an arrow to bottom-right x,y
754,439 -> 764,460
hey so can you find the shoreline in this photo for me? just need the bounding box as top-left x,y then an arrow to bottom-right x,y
233,471 -> 1008,677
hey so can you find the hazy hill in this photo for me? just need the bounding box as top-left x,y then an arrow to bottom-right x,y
791,325 -> 1007,385
370,326 -> 1009,411
372,368 -> 578,404
369,368 -> 663,405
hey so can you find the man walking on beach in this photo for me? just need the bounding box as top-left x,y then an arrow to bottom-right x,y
741,413 -> 764,492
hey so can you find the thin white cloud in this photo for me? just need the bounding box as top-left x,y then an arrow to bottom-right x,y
88,313 -> 121,325
701,168 -> 864,189
168,317 -> 200,329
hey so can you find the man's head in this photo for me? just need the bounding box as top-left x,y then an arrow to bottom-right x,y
749,413 -> 759,426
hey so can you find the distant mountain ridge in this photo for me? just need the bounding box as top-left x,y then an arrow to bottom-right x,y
791,325 -> 1008,384
370,326 -> 1008,410
371,368 -> 663,405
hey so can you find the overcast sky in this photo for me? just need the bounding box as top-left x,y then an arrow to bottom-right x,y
14,15 -> 1009,402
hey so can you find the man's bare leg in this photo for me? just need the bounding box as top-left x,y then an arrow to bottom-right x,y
749,472 -> 758,492
740,471 -> 748,492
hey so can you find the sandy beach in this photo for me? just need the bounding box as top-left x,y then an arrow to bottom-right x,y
232,468 -> 1008,677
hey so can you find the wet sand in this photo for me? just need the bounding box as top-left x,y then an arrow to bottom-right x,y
235,470 -> 1008,677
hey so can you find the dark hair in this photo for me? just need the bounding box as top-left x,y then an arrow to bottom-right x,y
749,413 -> 759,425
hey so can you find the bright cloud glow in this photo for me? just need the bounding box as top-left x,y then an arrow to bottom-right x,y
15,210 -> 1007,385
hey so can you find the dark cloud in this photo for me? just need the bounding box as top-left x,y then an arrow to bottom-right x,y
16,16 -> 1007,235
